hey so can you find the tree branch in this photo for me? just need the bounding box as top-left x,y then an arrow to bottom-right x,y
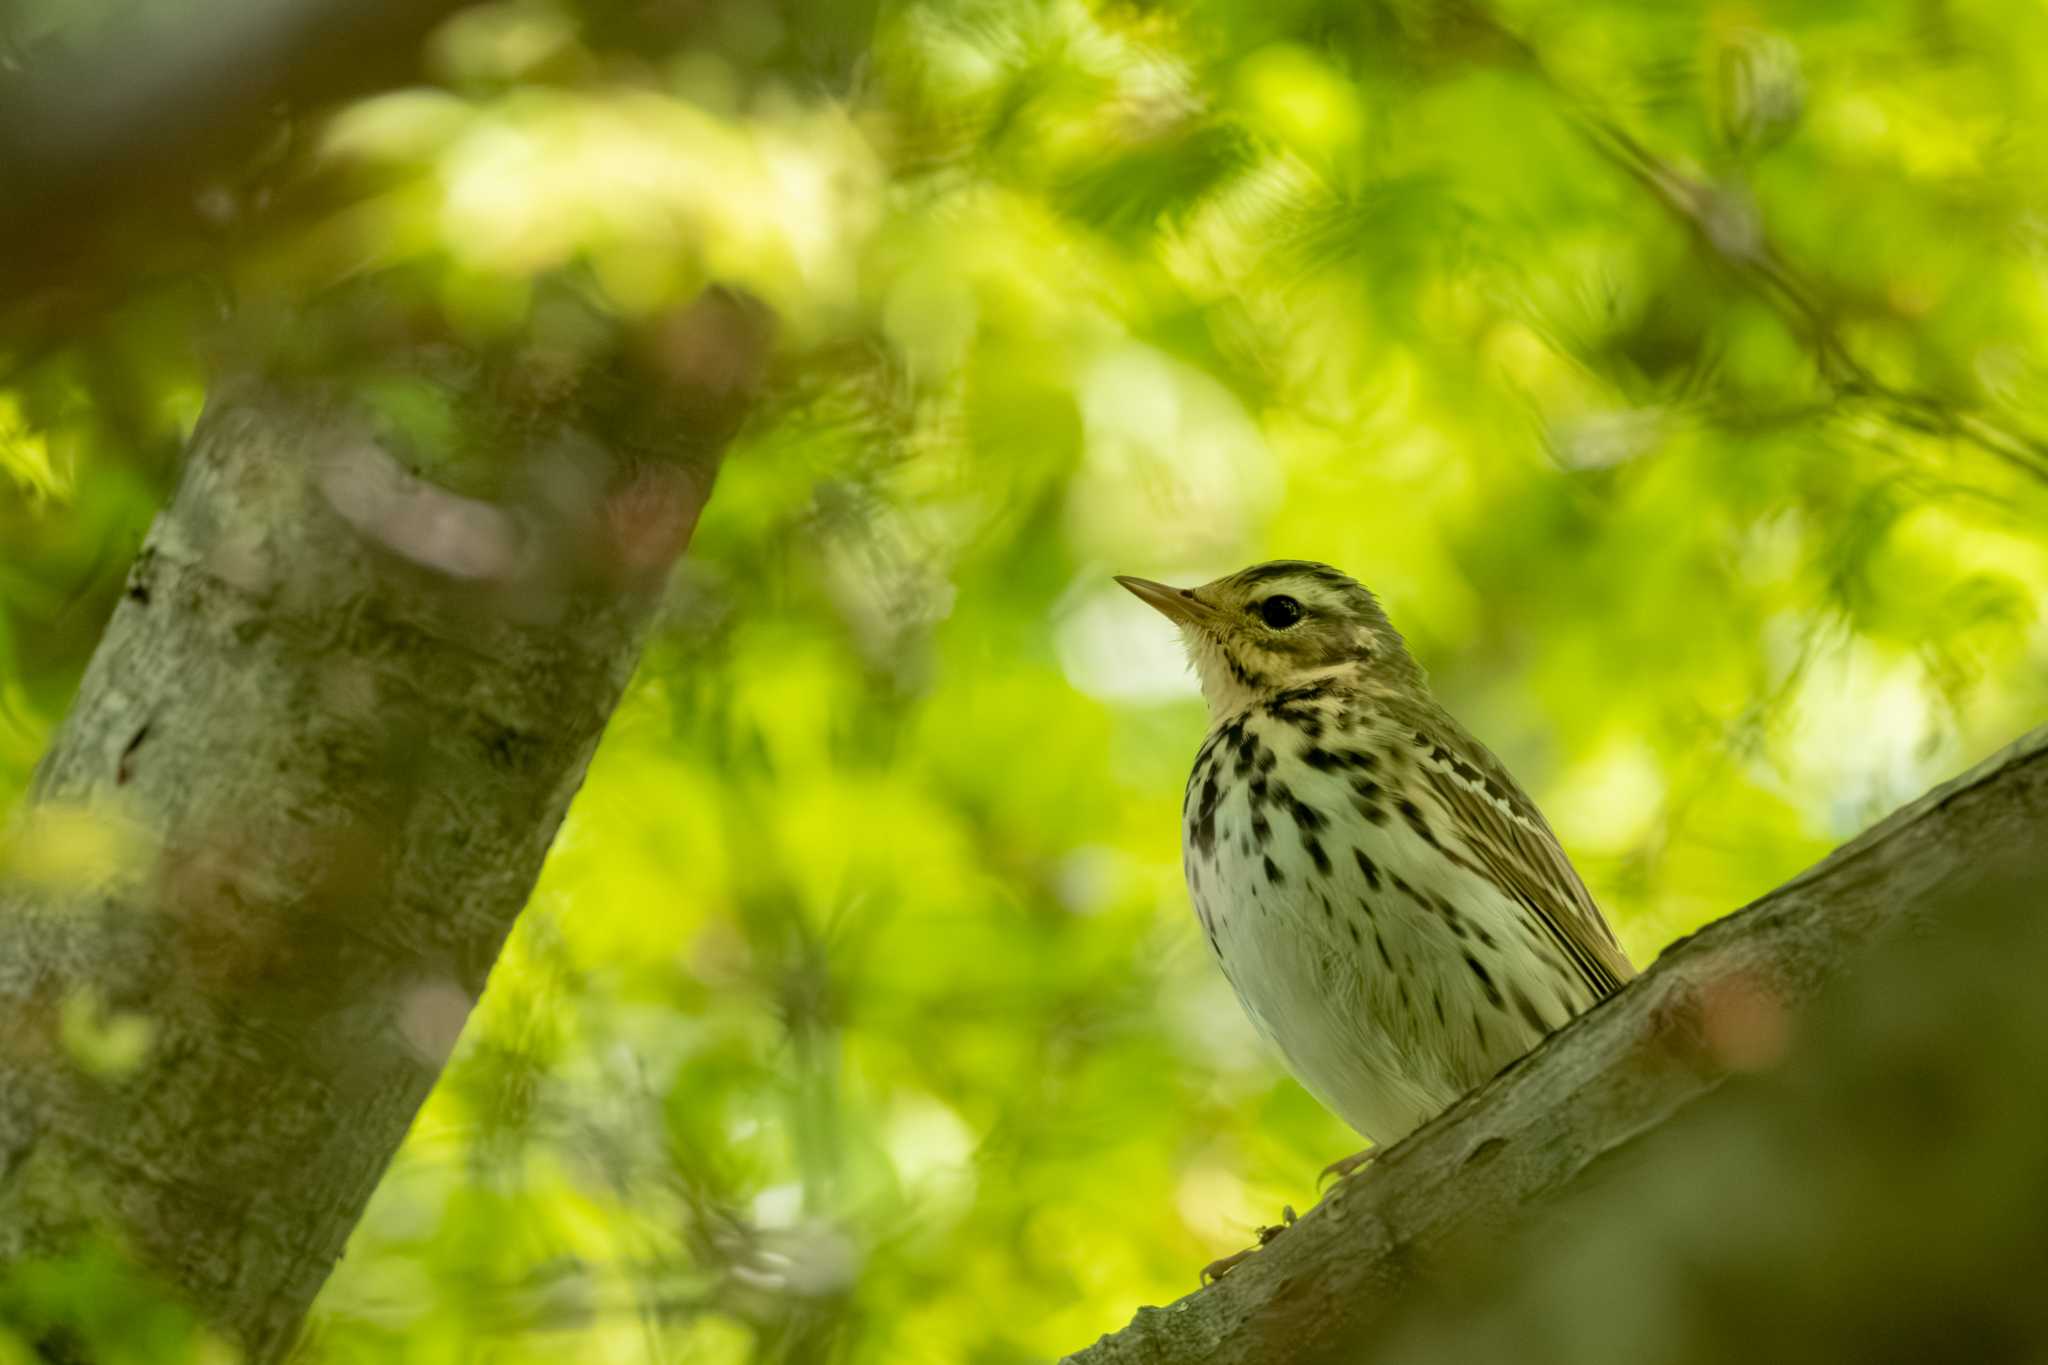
0,289 -> 769,1361
1455,1 -> 2048,486
1061,722 -> 2048,1365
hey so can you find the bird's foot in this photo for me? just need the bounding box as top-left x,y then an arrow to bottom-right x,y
1199,1205 -> 1296,1284
1318,1147 -> 1376,1188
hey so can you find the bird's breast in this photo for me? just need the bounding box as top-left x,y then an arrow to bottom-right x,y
1177,704 -> 1583,1143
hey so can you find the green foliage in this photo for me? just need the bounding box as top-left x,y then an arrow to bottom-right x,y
5,0 -> 2048,1359
0,1244 -> 228,1365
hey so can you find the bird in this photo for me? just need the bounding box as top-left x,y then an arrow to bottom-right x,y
1117,560 -> 1634,1272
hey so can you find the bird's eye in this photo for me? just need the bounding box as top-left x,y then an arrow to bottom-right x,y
1258,595 -> 1303,628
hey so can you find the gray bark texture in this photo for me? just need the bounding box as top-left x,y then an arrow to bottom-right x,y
1063,722 -> 2048,1365
0,300 -> 761,1360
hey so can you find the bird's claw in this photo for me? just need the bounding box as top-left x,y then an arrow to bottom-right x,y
1199,1205 -> 1297,1283
1318,1148 -> 1375,1188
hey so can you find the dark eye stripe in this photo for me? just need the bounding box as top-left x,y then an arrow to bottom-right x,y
1234,561 -> 1352,589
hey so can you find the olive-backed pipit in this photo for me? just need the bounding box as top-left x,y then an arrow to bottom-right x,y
1120,561 -> 1634,1261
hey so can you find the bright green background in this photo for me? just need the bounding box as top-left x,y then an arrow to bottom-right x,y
4,0 -> 2048,1360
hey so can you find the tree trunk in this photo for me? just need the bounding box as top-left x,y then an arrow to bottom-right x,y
1061,723 -> 2048,1365
0,304 -> 759,1360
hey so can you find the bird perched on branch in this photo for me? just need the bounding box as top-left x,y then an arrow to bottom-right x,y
1118,561 -> 1634,1273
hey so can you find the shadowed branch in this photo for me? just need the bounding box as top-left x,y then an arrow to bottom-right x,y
1062,722 -> 2048,1365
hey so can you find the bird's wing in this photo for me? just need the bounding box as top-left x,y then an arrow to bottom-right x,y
1408,714 -> 1636,1000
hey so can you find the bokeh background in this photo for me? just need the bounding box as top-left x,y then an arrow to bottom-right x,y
4,0 -> 2048,1359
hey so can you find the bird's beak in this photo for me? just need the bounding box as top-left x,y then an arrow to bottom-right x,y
1115,575 -> 1221,630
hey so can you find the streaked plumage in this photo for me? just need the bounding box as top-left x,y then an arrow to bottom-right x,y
1120,561 -> 1633,1151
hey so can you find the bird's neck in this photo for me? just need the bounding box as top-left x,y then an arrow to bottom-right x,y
1202,660 -> 1370,728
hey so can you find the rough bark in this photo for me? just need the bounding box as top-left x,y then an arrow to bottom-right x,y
0,305 -> 760,1359
1062,722 -> 2048,1365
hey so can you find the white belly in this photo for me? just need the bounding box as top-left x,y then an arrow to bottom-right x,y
1183,718 -> 1585,1146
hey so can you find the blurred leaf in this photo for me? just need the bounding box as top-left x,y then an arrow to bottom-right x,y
5,0 -> 2048,1360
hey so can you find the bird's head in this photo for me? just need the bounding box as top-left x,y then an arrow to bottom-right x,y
1117,560 -> 1421,720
